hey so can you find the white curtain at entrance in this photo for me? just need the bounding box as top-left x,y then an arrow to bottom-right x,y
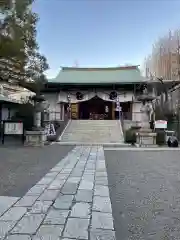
58,91 -> 133,103
97,92 -> 133,102
58,91 -> 95,103
96,92 -> 111,102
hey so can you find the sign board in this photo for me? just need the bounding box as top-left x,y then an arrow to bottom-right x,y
45,123 -> 56,136
155,120 -> 167,129
115,99 -> 121,111
2,121 -> 24,145
71,103 -> 78,119
71,104 -> 78,112
4,122 -> 23,135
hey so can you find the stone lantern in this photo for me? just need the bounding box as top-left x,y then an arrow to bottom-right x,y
135,84 -> 157,146
31,94 -> 46,130
25,94 -> 48,146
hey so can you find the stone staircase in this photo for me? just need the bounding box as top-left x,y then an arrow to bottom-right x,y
59,120 -> 124,144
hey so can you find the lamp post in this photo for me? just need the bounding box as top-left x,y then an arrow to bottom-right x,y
177,44 -> 180,140
67,94 -> 71,119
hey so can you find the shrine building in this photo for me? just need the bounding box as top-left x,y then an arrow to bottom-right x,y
43,65 -> 145,122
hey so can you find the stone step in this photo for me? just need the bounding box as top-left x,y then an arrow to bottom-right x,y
62,137 -> 121,140
60,120 -> 124,143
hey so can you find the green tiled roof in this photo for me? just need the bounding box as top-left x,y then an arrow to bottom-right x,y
48,66 -> 145,84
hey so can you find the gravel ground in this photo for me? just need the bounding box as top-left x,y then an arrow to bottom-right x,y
0,144 -> 74,197
104,149 -> 180,240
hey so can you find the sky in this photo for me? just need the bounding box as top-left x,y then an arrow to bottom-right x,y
33,0 -> 180,78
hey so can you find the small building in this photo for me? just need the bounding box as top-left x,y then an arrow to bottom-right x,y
44,66 -> 145,122
0,83 -> 34,125
0,94 -> 20,125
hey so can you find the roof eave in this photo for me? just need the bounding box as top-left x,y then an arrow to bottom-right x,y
47,81 -> 143,85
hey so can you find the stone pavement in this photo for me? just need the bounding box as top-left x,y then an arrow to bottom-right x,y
0,146 -> 116,240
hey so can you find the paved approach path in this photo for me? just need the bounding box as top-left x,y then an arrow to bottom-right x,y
0,146 -> 115,240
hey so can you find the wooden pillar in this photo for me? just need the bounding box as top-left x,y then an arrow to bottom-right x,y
60,103 -> 65,121
112,102 -> 115,120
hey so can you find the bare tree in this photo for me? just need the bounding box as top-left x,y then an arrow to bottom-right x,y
145,29 -> 180,81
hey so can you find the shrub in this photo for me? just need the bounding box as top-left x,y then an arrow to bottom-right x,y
125,128 -> 136,144
156,130 -> 165,146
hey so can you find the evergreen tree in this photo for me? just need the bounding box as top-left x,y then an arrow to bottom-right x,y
0,0 -> 49,93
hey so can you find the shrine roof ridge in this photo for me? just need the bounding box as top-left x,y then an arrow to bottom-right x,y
60,65 -> 140,71
48,65 -> 146,84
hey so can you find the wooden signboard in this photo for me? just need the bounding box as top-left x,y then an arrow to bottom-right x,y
4,122 -> 23,135
2,120 -> 24,144
71,103 -> 79,119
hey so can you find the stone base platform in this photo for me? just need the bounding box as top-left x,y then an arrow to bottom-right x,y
25,130 -> 47,147
136,131 -> 157,147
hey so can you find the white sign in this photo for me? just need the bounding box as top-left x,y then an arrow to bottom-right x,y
45,123 -> 56,136
105,106 -> 109,113
155,120 -> 167,129
115,99 -> 121,111
115,106 -> 122,112
116,97 -> 120,103
4,122 -> 23,135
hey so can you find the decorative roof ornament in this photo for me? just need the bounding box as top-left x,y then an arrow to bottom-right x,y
74,60 -> 79,67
